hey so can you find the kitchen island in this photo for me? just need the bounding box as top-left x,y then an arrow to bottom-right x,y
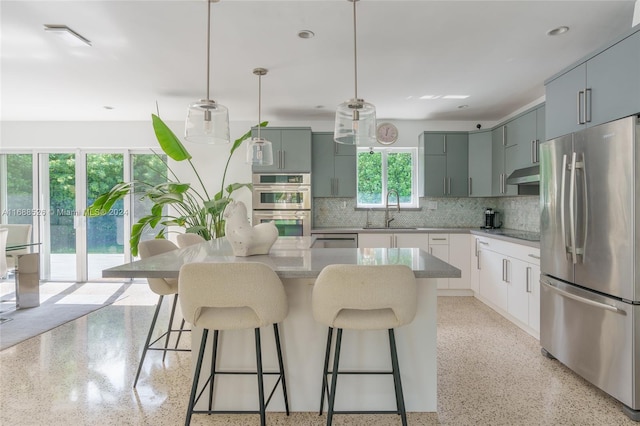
103,237 -> 460,413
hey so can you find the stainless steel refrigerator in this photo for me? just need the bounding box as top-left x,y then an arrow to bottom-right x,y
540,115 -> 640,421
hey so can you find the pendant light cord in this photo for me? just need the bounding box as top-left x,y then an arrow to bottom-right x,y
352,0 -> 358,100
257,72 -> 262,139
206,0 -> 211,101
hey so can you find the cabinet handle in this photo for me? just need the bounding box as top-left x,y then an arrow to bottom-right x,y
475,238 -> 479,256
528,254 -> 540,260
429,247 -> 433,254
585,88 -> 592,123
502,126 -> 507,146
531,140 -> 536,164
478,240 -> 489,245
443,177 -> 447,195
577,90 -> 585,124
502,258 -> 509,282
431,237 -> 447,241
526,266 -> 532,293
448,177 -> 451,194
535,139 -> 540,163
443,135 -> 447,153
469,177 -> 473,196
477,249 -> 481,270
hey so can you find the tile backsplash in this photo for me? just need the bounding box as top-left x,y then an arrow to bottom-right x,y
313,196 -> 540,232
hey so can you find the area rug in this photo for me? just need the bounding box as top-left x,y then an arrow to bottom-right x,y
0,282 -> 129,351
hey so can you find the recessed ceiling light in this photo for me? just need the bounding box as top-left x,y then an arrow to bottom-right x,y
298,30 -> 315,39
420,95 -> 441,100
103,106 -> 114,110
547,26 -> 569,36
44,24 -> 91,47
458,105 -> 469,109
444,95 -> 470,99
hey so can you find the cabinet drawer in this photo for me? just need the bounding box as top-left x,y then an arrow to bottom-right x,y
428,234 -> 449,245
476,236 -> 540,265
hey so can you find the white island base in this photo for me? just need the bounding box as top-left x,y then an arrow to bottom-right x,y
190,277 -> 437,413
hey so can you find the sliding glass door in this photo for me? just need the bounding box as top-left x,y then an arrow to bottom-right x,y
2,150 -> 166,282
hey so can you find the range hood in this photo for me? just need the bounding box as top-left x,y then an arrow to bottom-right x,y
506,165 -> 540,185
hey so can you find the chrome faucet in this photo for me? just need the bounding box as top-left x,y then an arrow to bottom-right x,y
385,189 -> 400,228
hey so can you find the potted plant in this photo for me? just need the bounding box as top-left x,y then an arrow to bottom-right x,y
85,114 -> 266,256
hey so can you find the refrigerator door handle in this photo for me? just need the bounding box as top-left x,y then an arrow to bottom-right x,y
542,280 -> 626,315
569,152 -> 578,264
560,154 -> 569,258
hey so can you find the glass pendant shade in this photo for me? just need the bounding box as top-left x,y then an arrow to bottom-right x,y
185,99 -> 230,144
247,137 -> 274,166
334,98 -> 377,145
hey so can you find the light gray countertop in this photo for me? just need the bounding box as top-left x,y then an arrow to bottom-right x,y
102,236 -> 461,280
312,227 -> 540,248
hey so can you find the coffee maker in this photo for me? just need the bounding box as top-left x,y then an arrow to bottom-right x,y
483,208 -> 501,229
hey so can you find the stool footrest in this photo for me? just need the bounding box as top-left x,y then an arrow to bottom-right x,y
331,410 -> 402,415
329,370 -> 393,375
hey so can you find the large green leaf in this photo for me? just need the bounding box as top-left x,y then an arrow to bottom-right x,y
225,182 -> 252,195
85,181 -> 133,217
152,114 -> 192,162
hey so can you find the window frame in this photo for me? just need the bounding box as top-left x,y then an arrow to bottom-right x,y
356,147 -> 418,208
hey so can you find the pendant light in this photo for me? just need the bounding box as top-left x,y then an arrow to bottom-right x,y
247,68 -> 274,165
185,0 -> 230,144
334,0 -> 376,146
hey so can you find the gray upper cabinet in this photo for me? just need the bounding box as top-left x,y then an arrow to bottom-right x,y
491,125 -> 517,196
251,127 -> 312,173
545,28 -> 640,140
311,132 -> 356,197
420,132 -> 468,197
468,130 -> 492,197
507,105 -> 545,171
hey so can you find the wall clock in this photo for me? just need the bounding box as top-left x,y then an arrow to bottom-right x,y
376,122 -> 399,145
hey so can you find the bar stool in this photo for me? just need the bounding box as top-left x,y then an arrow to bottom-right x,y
176,233 -> 206,248
312,264 -> 417,426
179,262 -> 290,426
133,238 -> 190,387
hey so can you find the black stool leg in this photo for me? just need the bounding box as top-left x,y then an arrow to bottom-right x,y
273,323 -> 290,415
319,327 -> 333,415
208,330 -> 219,412
163,294 -> 179,362
133,294 -> 164,388
175,318 -> 186,349
389,329 -> 407,426
186,329 -> 209,426
255,328 -> 266,426
326,328 -> 343,426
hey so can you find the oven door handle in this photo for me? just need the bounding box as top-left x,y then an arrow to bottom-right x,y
255,185 -> 310,192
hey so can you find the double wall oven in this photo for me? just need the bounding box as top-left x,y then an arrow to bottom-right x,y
252,173 -> 311,236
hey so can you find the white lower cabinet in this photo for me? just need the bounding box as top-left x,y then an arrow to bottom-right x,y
359,232 -> 470,292
475,235 -> 540,338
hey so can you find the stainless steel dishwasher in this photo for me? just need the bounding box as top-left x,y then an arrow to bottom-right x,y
311,233 -> 358,248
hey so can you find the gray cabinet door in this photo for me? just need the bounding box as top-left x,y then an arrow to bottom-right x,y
545,63 -> 587,140
280,129 -> 311,172
536,105 -> 546,143
587,30 -> 640,129
252,128 -> 311,173
508,110 -> 537,170
491,127 -> 505,195
424,155 -> 447,196
334,155 -> 356,197
468,131 -> 492,197
311,132 -> 334,197
445,133 -> 468,196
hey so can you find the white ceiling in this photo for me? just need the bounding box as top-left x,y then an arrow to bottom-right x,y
1,0 -> 636,123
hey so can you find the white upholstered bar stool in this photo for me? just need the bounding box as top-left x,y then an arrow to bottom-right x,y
179,262 -> 290,426
176,233 -> 206,248
133,239 -> 190,387
312,264 -> 418,426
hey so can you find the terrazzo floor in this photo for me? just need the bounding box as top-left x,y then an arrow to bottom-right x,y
0,283 -> 636,425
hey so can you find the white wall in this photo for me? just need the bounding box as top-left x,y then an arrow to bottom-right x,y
634,0 -> 640,27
